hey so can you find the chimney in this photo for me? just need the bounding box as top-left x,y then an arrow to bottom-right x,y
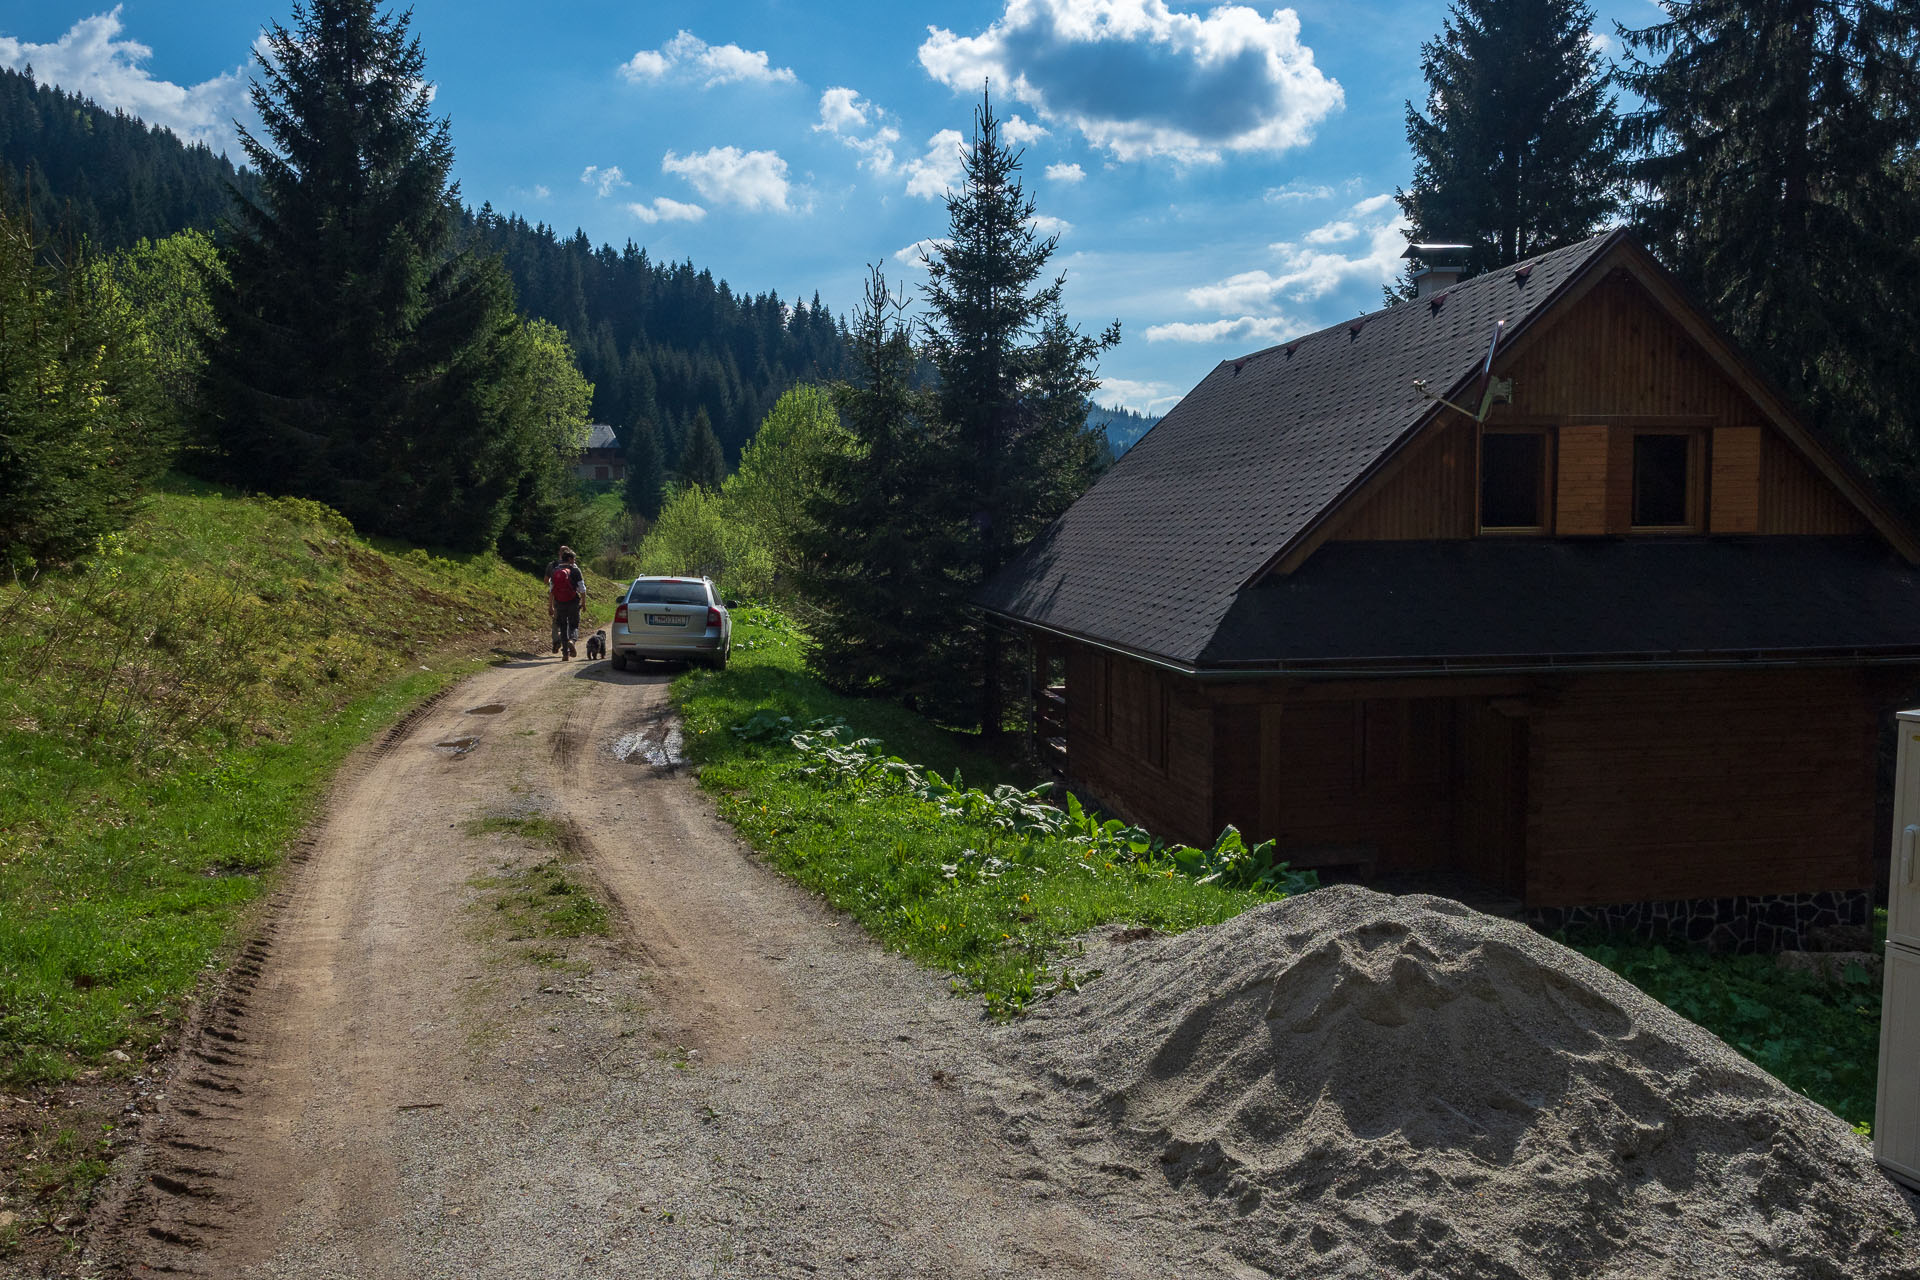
1402,243 -> 1473,299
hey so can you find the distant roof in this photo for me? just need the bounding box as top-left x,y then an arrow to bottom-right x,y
584,424 -> 619,451
977,231 -> 1625,666
1199,538 -> 1920,669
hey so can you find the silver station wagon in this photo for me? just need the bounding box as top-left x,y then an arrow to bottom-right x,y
610,576 -> 731,670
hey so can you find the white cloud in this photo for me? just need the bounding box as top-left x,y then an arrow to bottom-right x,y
580,164 -> 630,197
815,87 -> 900,174
1026,213 -> 1073,236
904,128 -> 967,199
513,183 -> 552,202
1301,219 -> 1357,245
1046,161 -> 1085,183
1144,315 -> 1292,345
619,30 -> 796,88
1157,194 -> 1406,345
661,146 -> 792,211
1185,196 -> 1405,312
0,8 -> 252,155
919,0 -> 1343,163
1096,376 -> 1179,413
816,86 -> 870,133
627,197 -> 706,224
1002,114 -> 1050,145
1264,179 -> 1335,203
892,237 -> 949,267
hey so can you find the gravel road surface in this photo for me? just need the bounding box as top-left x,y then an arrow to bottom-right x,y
87,651 -> 1237,1278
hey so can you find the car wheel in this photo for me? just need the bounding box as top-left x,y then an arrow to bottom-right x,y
610,652 -> 627,671
709,650 -> 729,671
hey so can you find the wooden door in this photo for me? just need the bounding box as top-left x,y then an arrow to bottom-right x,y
1457,700 -> 1528,897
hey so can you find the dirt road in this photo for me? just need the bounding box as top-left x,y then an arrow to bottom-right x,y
90,651 -> 1232,1278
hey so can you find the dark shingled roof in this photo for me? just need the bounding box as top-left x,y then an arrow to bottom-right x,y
1199,537 -> 1920,668
584,424 -> 620,451
976,231 -> 1625,665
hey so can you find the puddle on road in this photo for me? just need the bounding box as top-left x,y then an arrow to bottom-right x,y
465,703 -> 507,716
434,736 -> 481,757
612,723 -> 685,768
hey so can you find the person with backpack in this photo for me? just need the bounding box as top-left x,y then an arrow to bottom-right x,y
545,547 -> 586,659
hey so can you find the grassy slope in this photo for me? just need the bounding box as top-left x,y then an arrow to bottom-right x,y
679,609 -> 1886,1128
0,475 -> 604,1084
673,609 -> 1290,1016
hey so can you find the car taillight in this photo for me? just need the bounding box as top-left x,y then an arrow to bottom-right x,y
706,606 -> 722,628
615,604 -> 628,624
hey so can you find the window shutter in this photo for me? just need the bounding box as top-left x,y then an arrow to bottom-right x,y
1710,427 -> 1763,534
1554,425 -> 1610,535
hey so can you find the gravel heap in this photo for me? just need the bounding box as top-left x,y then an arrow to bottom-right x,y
1007,885 -> 1917,1279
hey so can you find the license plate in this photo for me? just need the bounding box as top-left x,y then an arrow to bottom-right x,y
645,613 -> 687,627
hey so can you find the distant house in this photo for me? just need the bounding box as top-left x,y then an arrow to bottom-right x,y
979,230 -> 1920,951
575,425 -> 624,483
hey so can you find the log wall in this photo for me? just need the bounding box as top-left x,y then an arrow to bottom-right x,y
1062,643 -> 1214,842
1526,667 -> 1879,906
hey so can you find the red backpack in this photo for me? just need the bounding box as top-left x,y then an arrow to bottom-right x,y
549,565 -> 578,603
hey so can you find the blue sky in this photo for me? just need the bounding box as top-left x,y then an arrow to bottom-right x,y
0,1 -> 1656,414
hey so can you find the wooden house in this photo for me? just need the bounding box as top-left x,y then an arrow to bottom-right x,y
575,424 -> 625,483
978,231 -> 1920,951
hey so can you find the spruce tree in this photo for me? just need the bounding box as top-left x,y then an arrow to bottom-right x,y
1619,0 -> 1920,510
796,267 -> 958,705
203,0 -> 525,549
921,91 -> 1118,737
624,419 -> 665,519
0,202 -> 167,572
1395,0 -> 1619,288
676,407 -> 727,491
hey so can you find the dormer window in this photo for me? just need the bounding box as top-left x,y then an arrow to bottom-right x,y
1631,431 -> 1700,530
1479,429 -> 1552,532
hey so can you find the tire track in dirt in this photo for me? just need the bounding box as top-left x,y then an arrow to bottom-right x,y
87,654 -> 1235,1278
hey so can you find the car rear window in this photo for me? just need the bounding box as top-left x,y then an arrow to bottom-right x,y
627,580 -> 710,605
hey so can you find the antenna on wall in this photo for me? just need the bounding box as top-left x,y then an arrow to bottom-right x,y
1412,319 -> 1514,422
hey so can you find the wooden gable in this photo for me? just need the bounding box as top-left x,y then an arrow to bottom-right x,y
1278,248 -> 1900,570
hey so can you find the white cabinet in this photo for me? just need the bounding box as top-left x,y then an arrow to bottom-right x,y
1877,709 -> 1920,1189
1889,711 -> 1920,951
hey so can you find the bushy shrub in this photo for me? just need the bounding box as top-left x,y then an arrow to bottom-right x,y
634,483 -> 774,598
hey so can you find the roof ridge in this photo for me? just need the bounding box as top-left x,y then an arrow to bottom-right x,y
1224,228 -> 1624,366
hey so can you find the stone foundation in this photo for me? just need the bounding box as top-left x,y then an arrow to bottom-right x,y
1525,889 -> 1872,954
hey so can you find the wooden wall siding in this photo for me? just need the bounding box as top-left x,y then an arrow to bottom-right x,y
1555,424 -> 1610,535
1761,429 -> 1869,534
1326,419 -> 1477,541
1498,270 -> 1748,423
1527,668 -> 1876,907
1235,698 -> 1459,873
1325,270 -> 1873,546
1710,426 -> 1763,533
1063,644 -> 1214,843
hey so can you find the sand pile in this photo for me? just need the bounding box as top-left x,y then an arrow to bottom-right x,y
1002,885 -> 1917,1279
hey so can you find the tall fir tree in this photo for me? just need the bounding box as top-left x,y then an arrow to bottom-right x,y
1395,0 -> 1619,289
202,0 -> 526,549
624,419 -> 665,519
921,92 -> 1118,736
676,408 -> 727,491
796,267 -> 959,706
1619,0 -> 1920,511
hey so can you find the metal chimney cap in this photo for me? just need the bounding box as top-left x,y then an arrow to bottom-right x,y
1401,242 -> 1473,261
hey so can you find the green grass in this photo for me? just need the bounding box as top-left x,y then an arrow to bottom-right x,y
1571,933 -> 1884,1129
682,608 -> 1891,1124
0,476 -> 563,1086
465,816 -> 612,942
673,607 -> 1294,1015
